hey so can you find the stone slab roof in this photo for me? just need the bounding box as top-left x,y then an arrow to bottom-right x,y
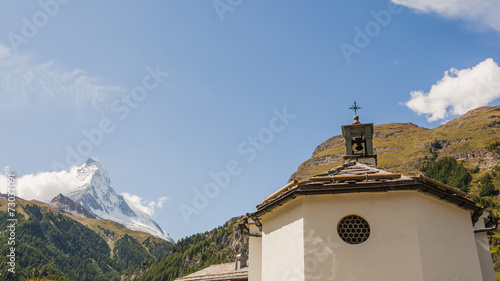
251,161 -> 483,223
175,262 -> 248,281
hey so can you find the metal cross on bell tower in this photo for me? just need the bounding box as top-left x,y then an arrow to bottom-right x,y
349,101 -> 362,115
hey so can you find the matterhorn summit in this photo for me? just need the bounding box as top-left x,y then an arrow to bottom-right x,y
65,157 -> 174,242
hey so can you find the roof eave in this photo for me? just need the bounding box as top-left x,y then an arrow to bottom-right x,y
251,179 -> 483,223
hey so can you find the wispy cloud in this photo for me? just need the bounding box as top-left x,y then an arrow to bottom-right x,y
122,192 -> 168,216
392,0 -> 500,33
0,44 -> 126,110
405,58 -> 500,122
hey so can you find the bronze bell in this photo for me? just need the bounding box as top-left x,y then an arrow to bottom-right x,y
353,137 -> 364,151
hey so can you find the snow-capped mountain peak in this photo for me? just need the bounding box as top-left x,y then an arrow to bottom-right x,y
66,158 -> 174,242
76,157 -> 110,189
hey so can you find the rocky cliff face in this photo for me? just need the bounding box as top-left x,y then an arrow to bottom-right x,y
290,105 -> 500,181
50,193 -> 96,219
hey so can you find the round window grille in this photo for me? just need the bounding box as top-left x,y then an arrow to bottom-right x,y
337,215 -> 370,244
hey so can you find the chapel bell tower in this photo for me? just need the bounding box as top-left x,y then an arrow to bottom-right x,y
341,102 -> 376,166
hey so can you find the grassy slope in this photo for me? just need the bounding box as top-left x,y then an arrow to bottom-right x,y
74,217 -> 169,252
291,105 -> 500,180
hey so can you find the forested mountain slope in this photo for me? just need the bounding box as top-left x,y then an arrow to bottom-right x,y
0,196 -> 172,281
134,217 -> 247,281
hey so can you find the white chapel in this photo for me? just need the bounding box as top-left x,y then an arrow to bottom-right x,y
240,115 -> 497,281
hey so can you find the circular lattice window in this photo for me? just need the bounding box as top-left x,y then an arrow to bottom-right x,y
337,215 -> 370,244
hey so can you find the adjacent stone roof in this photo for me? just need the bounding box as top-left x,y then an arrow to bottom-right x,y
251,161 -> 483,223
175,262 -> 248,281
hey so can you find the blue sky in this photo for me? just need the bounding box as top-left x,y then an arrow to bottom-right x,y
0,0 -> 499,240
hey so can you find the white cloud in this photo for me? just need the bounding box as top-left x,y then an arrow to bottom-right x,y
393,0 -> 500,32
0,167 -> 81,202
0,44 -> 126,110
122,192 -> 168,216
405,58 -> 500,122
0,166 -> 169,216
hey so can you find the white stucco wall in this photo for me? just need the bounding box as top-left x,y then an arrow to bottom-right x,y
249,224 -> 262,281
261,198 -> 305,281
413,193 -> 483,281
256,190 -> 487,281
302,191 -> 424,281
475,232 -> 496,281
